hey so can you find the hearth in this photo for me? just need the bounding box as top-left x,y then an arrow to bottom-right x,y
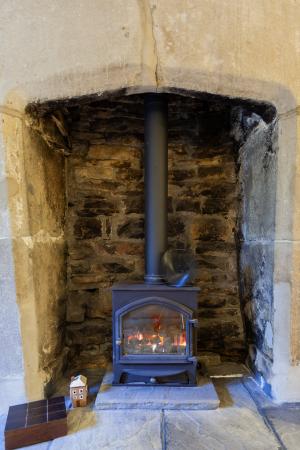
112,94 -> 199,385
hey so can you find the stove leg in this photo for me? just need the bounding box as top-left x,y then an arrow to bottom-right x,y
112,366 -> 122,385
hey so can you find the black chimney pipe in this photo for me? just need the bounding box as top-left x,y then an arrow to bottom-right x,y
144,93 -> 168,284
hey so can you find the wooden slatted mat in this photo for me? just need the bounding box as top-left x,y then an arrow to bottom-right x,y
4,397 -> 67,449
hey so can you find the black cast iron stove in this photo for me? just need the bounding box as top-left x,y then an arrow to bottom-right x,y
112,94 -> 199,385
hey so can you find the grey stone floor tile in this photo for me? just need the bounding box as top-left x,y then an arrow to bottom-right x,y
164,379 -> 281,450
213,378 -> 259,412
50,409 -> 162,450
0,408 -> 162,450
242,377 -> 275,409
164,408 -> 280,450
263,406 -> 300,450
1,407 -> 162,450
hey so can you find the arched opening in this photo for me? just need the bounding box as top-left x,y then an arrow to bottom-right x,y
20,87 -> 277,395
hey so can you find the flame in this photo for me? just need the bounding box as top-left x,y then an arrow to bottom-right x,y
173,333 -> 186,347
152,314 -> 161,333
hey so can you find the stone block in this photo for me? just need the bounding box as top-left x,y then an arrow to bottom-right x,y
66,319 -> 111,346
238,117 -> 277,242
69,259 -> 91,275
77,197 -> 119,216
197,319 -> 245,355
190,216 -> 235,242
203,293 -> 240,309
66,289 -> 99,323
112,241 -> 144,257
239,241 -> 274,363
197,165 -> 228,178
123,193 -> 144,214
86,288 -> 112,319
73,217 -> 102,239
117,218 -> 144,239
197,352 -> 221,367
198,296 -> 226,308
195,241 -> 236,255
198,307 -> 241,320
175,198 -> 200,213
201,196 -> 234,214
115,166 -> 143,182
168,216 -> 185,237
0,238 -> 24,377
74,161 -> 115,184
196,253 -> 237,272
169,168 -> 197,181
102,262 -> 133,274
87,145 -> 140,161
1,113 -> 30,238
95,370 -> 220,410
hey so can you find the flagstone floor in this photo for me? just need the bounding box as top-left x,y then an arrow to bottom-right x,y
1,365 -> 299,450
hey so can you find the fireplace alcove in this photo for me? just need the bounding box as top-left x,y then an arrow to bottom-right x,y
23,88 -> 277,395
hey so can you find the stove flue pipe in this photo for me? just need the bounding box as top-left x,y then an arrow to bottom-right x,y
144,93 -> 168,284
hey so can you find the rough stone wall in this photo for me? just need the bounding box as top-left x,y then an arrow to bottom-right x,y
64,93 -> 247,369
232,108 -> 278,392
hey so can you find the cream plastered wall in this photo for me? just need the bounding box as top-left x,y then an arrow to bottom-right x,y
1,0 -> 300,402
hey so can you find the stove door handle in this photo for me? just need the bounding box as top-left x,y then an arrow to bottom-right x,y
189,318 -> 199,328
116,338 -> 122,345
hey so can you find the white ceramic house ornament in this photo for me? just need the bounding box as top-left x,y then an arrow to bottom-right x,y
70,375 -> 88,407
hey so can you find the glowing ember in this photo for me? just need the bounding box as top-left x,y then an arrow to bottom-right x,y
137,332 -> 143,341
124,329 -> 186,354
123,311 -> 187,355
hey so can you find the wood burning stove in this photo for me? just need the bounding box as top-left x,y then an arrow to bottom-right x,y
112,94 -> 199,385
112,284 -> 199,385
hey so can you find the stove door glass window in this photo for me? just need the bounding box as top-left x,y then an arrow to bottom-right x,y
122,304 -> 187,355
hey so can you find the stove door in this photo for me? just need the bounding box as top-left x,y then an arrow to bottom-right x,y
115,296 -> 194,360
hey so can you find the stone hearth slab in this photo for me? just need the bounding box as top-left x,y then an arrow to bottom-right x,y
95,370 -> 219,410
